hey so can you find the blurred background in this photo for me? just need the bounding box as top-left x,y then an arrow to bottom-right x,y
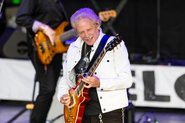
0,0 -> 185,123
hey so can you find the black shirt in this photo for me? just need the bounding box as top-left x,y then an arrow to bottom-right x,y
75,43 -> 92,75
16,0 -> 67,30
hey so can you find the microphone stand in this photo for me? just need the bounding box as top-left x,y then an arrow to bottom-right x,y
7,76 -> 37,123
156,0 -> 161,61
0,0 -> 4,18
47,114 -> 64,123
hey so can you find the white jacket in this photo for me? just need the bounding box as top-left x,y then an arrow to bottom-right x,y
57,30 -> 133,113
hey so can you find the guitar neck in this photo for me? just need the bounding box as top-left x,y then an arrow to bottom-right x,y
88,49 -> 106,76
75,49 -> 107,96
59,29 -> 77,43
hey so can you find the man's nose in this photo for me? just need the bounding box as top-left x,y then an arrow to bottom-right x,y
84,31 -> 89,37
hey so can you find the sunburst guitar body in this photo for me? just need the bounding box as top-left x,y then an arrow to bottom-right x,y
64,76 -> 90,123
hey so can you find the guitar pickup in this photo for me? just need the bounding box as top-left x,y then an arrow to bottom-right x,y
39,44 -> 45,53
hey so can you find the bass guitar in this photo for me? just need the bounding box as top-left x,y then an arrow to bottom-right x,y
34,21 -> 76,65
64,34 -> 122,123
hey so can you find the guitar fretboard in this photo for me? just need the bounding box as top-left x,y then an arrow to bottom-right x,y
75,49 -> 106,96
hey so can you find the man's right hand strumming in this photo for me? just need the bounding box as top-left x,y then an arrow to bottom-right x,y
60,94 -> 71,107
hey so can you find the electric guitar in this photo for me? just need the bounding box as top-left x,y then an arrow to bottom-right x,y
64,34 -> 122,123
34,21 -> 76,65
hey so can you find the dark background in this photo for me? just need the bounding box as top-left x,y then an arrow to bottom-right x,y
1,0 -> 185,65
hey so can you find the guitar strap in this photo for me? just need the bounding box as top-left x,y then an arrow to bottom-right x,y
85,34 -> 110,72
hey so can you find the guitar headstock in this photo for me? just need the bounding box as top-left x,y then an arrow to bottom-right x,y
105,34 -> 122,51
99,10 -> 117,22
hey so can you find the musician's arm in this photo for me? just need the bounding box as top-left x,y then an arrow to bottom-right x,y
57,60 -> 70,103
15,0 -> 36,31
16,0 -> 55,44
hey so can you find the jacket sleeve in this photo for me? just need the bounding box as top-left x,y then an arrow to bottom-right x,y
15,0 -> 36,31
57,59 -> 70,101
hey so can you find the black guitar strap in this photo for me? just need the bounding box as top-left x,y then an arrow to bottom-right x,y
85,34 -> 110,72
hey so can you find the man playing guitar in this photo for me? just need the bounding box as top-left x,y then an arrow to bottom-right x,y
57,8 -> 133,123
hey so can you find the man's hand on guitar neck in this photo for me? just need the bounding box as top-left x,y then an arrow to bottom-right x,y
32,20 -> 55,45
82,75 -> 100,88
